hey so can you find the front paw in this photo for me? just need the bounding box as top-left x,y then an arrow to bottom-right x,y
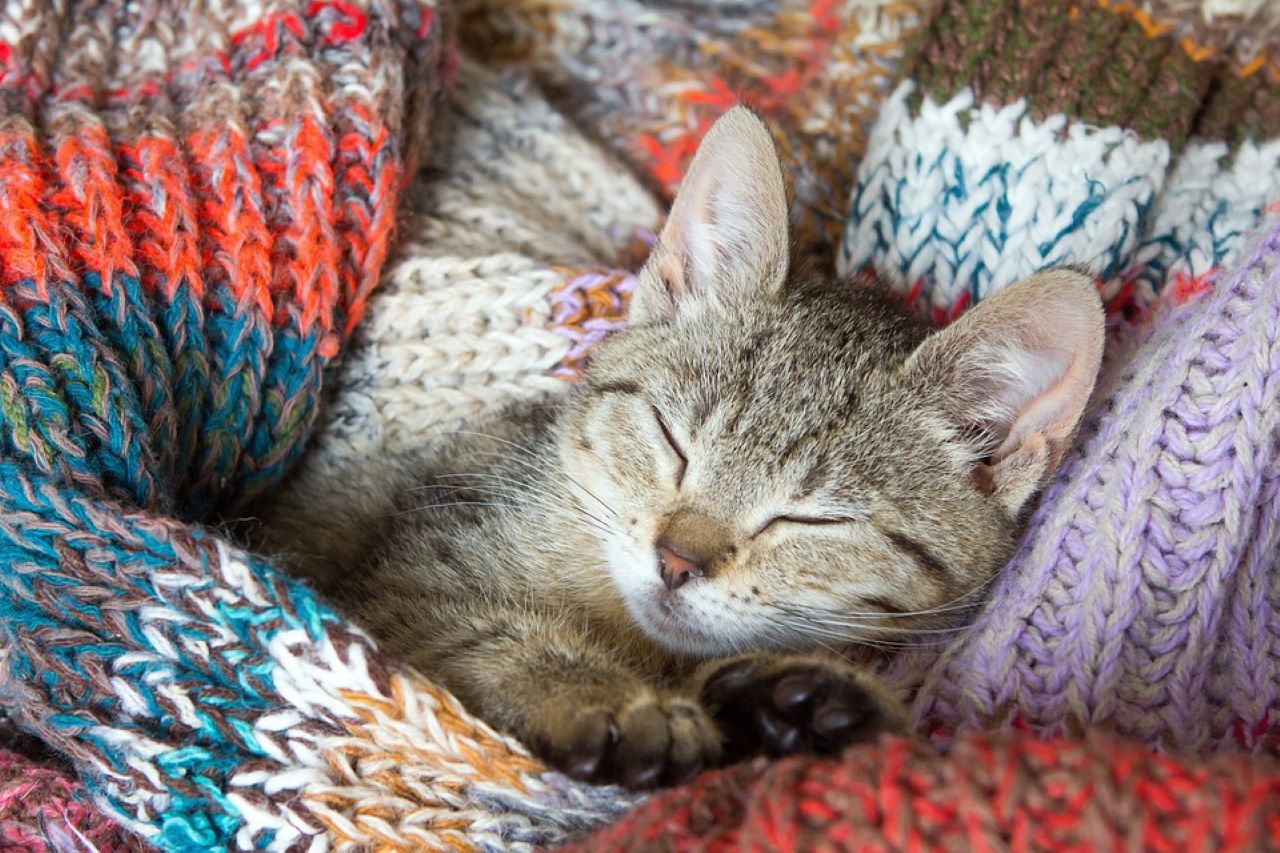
699,655 -> 906,762
534,691 -> 722,789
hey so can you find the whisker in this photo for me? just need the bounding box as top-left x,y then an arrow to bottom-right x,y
413,476 -> 616,536
434,429 -> 622,523
794,573 -> 1003,623
767,604 -> 965,649
386,500 -> 521,517
430,471 -> 617,531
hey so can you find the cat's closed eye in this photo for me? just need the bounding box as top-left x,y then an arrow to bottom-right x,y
755,515 -> 857,536
651,405 -> 687,485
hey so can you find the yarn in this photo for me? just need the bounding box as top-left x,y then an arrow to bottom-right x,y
304,57 -> 663,464
3,483 -> 638,848
568,731 -> 1280,851
0,748 -> 141,852
840,0 -> 1280,319
0,0 -> 557,848
296,0 -> 1280,847
549,267 -> 640,381
455,0 -> 923,264
828,0 -> 1280,756
4,0 -> 1280,849
874,212 -> 1280,754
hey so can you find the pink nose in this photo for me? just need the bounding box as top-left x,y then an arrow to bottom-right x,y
657,542 -> 702,591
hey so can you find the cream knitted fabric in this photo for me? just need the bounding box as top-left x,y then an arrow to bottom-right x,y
303,58 -> 660,473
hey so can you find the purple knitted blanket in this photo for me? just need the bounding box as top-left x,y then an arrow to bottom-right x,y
879,217 -> 1280,754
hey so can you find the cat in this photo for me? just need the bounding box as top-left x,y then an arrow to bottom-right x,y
255,106 -> 1105,789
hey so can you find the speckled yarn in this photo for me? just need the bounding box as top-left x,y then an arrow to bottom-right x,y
0,0 -> 550,848
570,731 -> 1280,851
842,0 -> 1280,319
456,0 -> 924,265
875,212 -> 1280,754
0,748 -> 140,852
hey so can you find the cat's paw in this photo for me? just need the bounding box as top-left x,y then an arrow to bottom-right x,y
539,692 -> 722,789
699,654 -> 906,762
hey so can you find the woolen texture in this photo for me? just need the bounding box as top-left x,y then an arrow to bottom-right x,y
291,0 -> 1280,849
455,0 -> 923,265
567,731 -> 1280,852
0,1 -> 621,849
878,210 -> 1280,753
2,0 -> 1280,849
0,747 -> 140,852
842,0 -> 1280,318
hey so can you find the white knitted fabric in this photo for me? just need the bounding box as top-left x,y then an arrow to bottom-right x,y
841,82 -> 1280,316
1129,138 -> 1280,297
840,83 -> 1172,311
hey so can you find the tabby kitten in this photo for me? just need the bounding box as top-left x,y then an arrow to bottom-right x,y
259,107 -> 1104,789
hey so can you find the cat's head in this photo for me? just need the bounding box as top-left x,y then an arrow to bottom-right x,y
558,107 -> 1104,658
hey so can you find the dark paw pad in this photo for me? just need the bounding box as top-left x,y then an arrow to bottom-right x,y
702,659 -> 896,762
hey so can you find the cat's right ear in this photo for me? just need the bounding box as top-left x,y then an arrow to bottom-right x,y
904,269 -> 1105,516
629,107 -> 790,325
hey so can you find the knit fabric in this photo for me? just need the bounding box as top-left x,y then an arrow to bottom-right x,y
282,0 -> 1280,849
302,57 -> 660,465
303,0 -> 927,461
841,0 -> 1280,319
871,210 -> 1280,753
0,0 -> 591,849
827,0 -> 1280,755
570,731 -> 1280,851
5,0 -> 1280,849
0,747 -> 141,852
455,0 -> 924,265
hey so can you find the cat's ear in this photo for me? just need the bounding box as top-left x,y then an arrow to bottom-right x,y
905,269 -> 1105,516
630,107 -> 789,325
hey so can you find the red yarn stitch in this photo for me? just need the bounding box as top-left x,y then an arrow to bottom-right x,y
564,733 -> 1280,851
0,749 -> 141,852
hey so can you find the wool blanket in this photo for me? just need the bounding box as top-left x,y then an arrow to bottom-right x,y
2,0 -> 1280,850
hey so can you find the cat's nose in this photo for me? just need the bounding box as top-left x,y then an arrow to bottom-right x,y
656,542 -> 702,591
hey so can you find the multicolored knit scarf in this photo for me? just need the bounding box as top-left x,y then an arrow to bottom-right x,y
0,0 -> 530,848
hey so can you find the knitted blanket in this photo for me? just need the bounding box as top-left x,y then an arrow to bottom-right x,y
3,0 -> 1280,850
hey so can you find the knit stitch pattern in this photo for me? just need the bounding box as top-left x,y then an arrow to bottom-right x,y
301,57 -> 662,465
0,747 -> 140,852
829,0 -> 1280,755
570,731 -> 1280,851
841,0 -> 1280,318
455,0 -> 923,265
6,0 -> 1280,848
0,0 -> 571,848
874,212 -> 1280,754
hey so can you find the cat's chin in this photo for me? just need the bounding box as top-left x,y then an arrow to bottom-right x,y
601,545 -> 740,656
624,591 -> 738,658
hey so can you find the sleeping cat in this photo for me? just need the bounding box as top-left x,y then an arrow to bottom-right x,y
256,107 -> 1104,789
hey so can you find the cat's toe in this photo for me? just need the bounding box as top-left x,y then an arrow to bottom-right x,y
610,702 -> 670,787
702,655 -> 905,761
544,694 -> 720,789
550,707 -> 616,781
660,698 -> 720,784
608,696 -> 721,788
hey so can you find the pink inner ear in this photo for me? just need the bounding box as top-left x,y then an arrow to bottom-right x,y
990,345 -> 1097,465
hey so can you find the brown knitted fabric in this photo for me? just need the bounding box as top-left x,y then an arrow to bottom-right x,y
905,0 -> 1280,149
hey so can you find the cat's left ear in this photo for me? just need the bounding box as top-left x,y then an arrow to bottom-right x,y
630,107 -> 789,325
905,269 -> 1105,516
